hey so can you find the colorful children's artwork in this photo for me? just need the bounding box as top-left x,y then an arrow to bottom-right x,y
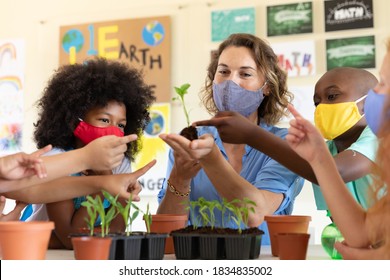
0,40 -> 24,155
271,40 -> 316,77
60,16 -> 171,103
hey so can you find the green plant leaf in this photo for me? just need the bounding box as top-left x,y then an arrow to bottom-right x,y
81,195 -> 98,236
173,83 -> 192,127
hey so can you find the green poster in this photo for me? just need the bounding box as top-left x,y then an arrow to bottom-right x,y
326,36 -> 375,70
267,2 -> 312,37
211,7 -> 255,42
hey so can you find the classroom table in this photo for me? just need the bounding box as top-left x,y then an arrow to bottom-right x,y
45,244 -> 330,260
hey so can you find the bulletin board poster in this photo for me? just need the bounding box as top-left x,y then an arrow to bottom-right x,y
0,40 -> 24,155
326,36 -> 375,70
267,2 -> 313,37
211,7 -> 255,42
132,103 -> 170,196
325,0 -> 373,32
59,16 -> 171,103
272,40 -> 316,77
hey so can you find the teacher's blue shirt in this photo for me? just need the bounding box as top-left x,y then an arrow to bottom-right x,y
158,124 -> 304,245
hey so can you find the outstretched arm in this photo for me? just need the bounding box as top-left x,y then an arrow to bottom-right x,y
4,160 -> 156,203
0,145 -> 52,180
286,105 -> 370,248
194,110 -> 372,184
0,134 -> 138,193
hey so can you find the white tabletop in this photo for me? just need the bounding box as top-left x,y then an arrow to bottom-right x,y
45,244 -> 330,260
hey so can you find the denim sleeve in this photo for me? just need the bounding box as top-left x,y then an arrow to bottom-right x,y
252,127 -> 304,214
253,156 -> 304,214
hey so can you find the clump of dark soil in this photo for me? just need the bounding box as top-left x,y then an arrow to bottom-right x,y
180,126 -> 198,141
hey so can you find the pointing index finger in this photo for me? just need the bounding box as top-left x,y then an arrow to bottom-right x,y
193,119 -> 215,127
120,134 -> 138,144
287,104 -> 303,120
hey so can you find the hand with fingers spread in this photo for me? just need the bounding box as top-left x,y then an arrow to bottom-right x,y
0,196 -> 27,221
0,145 -> 52,181
193,111 -> 256,144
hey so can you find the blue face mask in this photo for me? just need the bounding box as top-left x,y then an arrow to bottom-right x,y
364,89 -> 388,135
212,80 -> 266,117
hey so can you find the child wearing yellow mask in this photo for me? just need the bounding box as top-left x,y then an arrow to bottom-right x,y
285,41 -> 390,258
194,67 -> 378,214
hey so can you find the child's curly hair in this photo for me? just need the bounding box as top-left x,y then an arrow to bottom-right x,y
33,57 -> 155,160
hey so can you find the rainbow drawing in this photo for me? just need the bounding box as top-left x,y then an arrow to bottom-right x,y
0,43 -> 17,65
0,76 -> 23,91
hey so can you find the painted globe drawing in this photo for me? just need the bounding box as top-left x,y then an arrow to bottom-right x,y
145,111 -> 164,136
62,29 -> 84,53
142,21 -> 165,46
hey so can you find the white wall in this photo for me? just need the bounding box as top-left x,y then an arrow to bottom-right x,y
1,0 -> 389,244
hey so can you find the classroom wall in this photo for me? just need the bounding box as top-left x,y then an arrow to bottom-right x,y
1,0 -> 389,244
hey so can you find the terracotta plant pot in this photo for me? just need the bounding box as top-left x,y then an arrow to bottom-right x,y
148,214 -> 188,254
264,215 -> 311,257
277,233 -> 310,260
71,236 -> 112,260
0,221 -> 54,260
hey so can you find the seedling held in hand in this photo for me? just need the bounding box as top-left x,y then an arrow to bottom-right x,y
173,83 -> 198,140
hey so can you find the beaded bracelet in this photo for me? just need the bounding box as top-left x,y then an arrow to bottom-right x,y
167,179 -> 191,197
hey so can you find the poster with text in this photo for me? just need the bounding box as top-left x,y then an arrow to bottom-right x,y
325,0 -> 373,32
132,103 -> 170,196
267,2 -> 313,37
326,36 -> 375,70
0,40 -> 24,155
59,16 -> 171,103
272,40 -> 316,77
211,7 -> 255,42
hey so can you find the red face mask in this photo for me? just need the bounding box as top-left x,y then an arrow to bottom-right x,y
73,120 -> 124,145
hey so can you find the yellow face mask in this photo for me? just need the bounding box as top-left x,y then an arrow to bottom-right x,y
314,95 -> 366,140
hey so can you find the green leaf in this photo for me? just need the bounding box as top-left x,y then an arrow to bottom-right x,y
173,83 -> 192,126
180,83 -> 191,92
131,210 -> 139,222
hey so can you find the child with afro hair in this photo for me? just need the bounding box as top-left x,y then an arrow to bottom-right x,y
24,57 -> 155,249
